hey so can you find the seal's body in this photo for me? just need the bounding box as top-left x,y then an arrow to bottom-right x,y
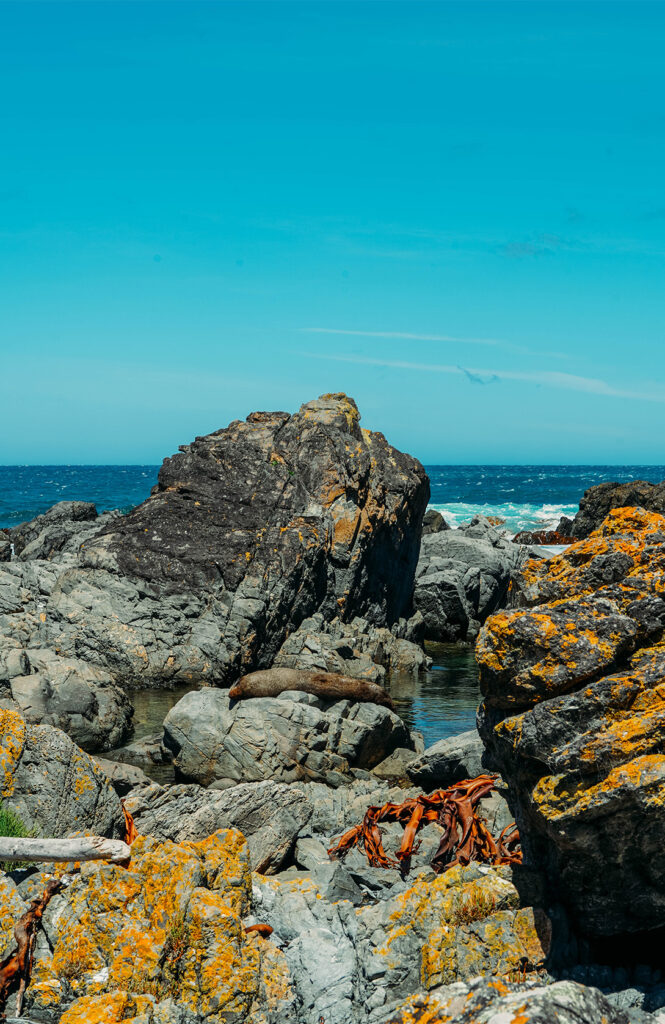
229,667 -> 395,710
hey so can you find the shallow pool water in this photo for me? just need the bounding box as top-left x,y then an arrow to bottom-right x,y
388,642 -> 480,749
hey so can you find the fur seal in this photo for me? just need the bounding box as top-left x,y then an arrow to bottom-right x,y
228,667 -> 395,710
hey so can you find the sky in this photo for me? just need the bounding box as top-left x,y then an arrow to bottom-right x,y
1,0 -> 664,465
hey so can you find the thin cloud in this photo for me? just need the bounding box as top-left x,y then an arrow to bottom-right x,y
301,326 -> 567,360
298,352 -> 665,404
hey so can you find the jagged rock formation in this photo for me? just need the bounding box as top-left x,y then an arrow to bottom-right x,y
561,479 -> 665,538
477,507 -> 665,938
2,394 -> 427,695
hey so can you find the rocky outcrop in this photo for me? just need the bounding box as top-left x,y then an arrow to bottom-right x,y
562,480 -> 665,538
0,707 -> 125,838
414,516 -> 533,641
9,500 -> 113,561
11,394 -> 428,690
162,688 -> 414,787
406,729 -> 486,788
477,507 -> 665,938
273,612 -> 430,683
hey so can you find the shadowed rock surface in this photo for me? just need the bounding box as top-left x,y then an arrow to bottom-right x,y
477,507 -> 665,938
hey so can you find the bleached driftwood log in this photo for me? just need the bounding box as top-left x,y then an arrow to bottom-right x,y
0,835 -> 131,865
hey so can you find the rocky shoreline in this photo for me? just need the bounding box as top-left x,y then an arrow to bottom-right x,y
2,393 -> 665,1023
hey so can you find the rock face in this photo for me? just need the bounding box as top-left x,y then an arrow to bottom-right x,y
34,394 -> 428,688
563,480 -> 665,538
163,689 -> 414,787
414,516 -> 532,641
477,507 -> 665,938
0,707 -> 125,838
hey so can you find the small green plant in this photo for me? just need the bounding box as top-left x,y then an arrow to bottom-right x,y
450,887 -> 497,926
0,800 -> 37,872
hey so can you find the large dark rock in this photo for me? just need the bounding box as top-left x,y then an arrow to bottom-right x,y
40,394 -> 428,687
9,500 -> 102,560
477,507 -> 665,938
413,516 -> 533,641
564,480 -> 665,538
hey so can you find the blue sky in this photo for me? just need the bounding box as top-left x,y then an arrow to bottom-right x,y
1,1 -> 664,464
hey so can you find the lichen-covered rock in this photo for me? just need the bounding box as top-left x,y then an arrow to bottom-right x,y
414,516 -> 533,641
37,394 -> 427,688
22,829 -> 296,1024
477,507 -> 665,937
0,707 -> 124,838
381,977 -> 650,1024
252,862 -> 551,1023
564,479 -> 665,539
163,688 -> 414,787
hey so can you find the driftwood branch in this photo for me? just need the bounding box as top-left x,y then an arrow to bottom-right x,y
0,835 -> 131,865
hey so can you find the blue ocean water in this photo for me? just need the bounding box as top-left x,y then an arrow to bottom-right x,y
2,464 -> 664,531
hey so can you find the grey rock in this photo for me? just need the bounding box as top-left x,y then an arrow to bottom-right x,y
0,709 -> 125,839
10,500 -> 101,561
94,755 -> 152,796
0,534 -> 10,562
413,516 -> 533,641
310,860 -> 364,904
163,688 -> 413,787
406,729 -> 485,788
124,778 -> 313,873
294,835 -> 330,870
422,509 -> 449,535
371,747 -> 418,782
4,648 -> 133,752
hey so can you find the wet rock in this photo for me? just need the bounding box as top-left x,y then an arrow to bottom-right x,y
477,507 -> 665,937
414,516 -> 533,641
406,729 -> 485,789
382,977 -> 648,1024
163,688 -> 414,787
41,393 -> 428,688
0,707 -> 125,838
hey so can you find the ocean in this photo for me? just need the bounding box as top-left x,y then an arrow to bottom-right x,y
2,463 -> 665,532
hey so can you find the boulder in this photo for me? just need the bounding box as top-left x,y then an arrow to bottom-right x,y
0,707 -> 125,838
273,612 -> 431,683
477,507 -> 665,938
406,729 -> 485,788
422,509 -> 449,535
564,480 -> 665,538
413,516 -> 533,641
162,688 -> 414,787
36,394 -> 427,688
9,500 -> 103,560
95,756 -> 153,796
1,648 -> 133,752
